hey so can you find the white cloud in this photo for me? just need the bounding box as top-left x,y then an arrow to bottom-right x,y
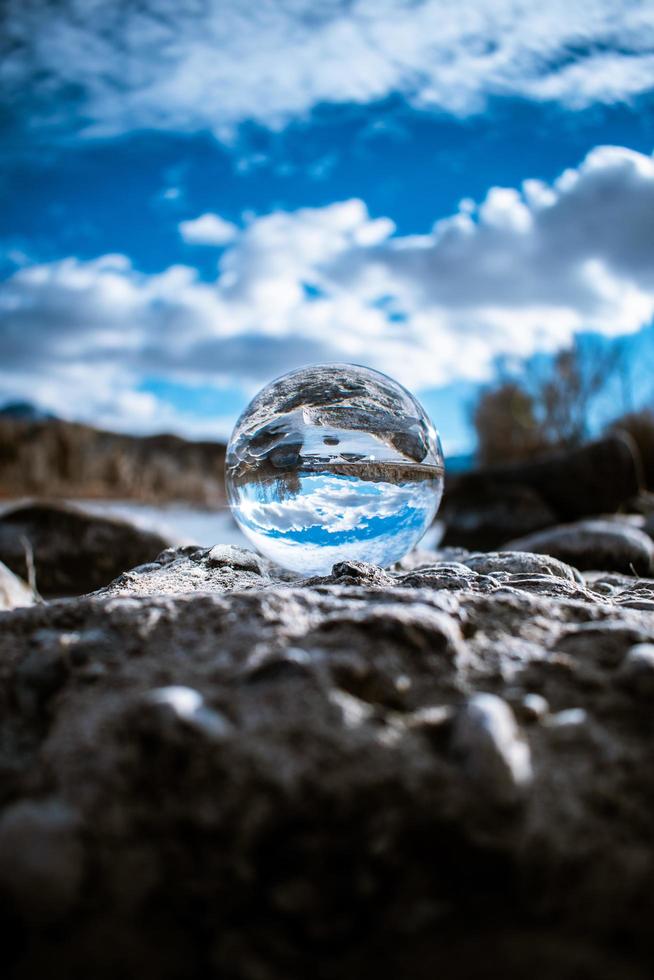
239,475 -> 426,535
3,1 -> 654,140
234,474 -> 438,573
179,213 -> 238,246
1,145 -> 654,435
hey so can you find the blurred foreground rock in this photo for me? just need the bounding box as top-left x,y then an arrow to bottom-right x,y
442,434 -> 642,550
1,544 -> 654,979
0,502 -> 172,598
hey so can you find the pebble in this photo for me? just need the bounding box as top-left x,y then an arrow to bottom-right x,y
544,708 -> 588,741
331,560 -> 392,585
205,545 -> 264,574
143,686 -> 231,739
617,643 -> 654,696
328,689 -> 375,728
521,693 -> 550,722
452,693 -> 533,806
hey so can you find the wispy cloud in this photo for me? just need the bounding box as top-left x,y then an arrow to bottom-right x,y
1,146 -> 653,434
3,1 -> 654,141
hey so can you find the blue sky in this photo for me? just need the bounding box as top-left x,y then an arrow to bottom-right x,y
1,0 -> 654,452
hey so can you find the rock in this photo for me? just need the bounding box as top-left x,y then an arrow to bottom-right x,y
395,561 -> 479,592
544,707 -> 588,734
98,543 -> 283,596
519,692 -> 549,722
504,519 -> 654,575
442,434 -> 641,550
452,693 -> 532,806
617,643 -> 654,696
102,545 -> 601,604
0,502 -> 173,598
330,559 -> 393,586
0,559 -> 34,610
205,543 -> 264,573
583,570 -> 654,604
462,551 -> 582,584
441,482 -> 556,551
139,686 -> 232,739
1,546 -> 654,978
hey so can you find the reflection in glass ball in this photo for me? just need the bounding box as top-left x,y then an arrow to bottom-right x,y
225,363 -> 444,575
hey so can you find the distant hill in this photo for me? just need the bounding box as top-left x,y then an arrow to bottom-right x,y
0,417 -> 226,505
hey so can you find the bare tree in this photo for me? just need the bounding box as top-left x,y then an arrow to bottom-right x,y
473,381 -> 546,465
474,336 -> 620,464
533,338 -> 618,447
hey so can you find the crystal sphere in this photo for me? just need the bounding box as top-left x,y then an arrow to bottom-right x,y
225,363 -> 444,575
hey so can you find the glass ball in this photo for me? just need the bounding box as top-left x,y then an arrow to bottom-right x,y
225,363 -> 444,575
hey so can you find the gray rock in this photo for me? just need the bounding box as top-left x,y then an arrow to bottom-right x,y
324,559 -> 393,586
139,685 -> 232,739
504,519 -> 654,575
463,550 -> 582,583
441,482 -> 556,551
98,543 -> 282,596
452,693 -> 532,806
102,545 -> 601,604
442,434 -> 641,551
544,706 -> 588,733
617,643 -> 654,695
0,502 -> 173,597
617,597 -> 654,611
584,570 -> 654,601
1,546 -> 654,978
395,561 -> 478,591
0,559 -> 34,610
205,543 -> 264,573
517,692 -> 550,722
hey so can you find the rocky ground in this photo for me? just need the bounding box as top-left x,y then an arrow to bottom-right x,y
1,539 -> 654,979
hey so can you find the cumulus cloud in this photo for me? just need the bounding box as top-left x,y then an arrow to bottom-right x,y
326,146 -> 654,364
179,214 -> 238,246
238,475 -> 429,535
2,1 -> 654,140
1,146 -> 654,433
235,473 -> 436,573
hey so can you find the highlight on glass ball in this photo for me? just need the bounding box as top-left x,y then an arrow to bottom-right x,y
225,363 -> 445,575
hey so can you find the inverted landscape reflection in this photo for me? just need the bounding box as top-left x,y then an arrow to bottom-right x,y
226,363 -> 445,575
234,470 -> 441,574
